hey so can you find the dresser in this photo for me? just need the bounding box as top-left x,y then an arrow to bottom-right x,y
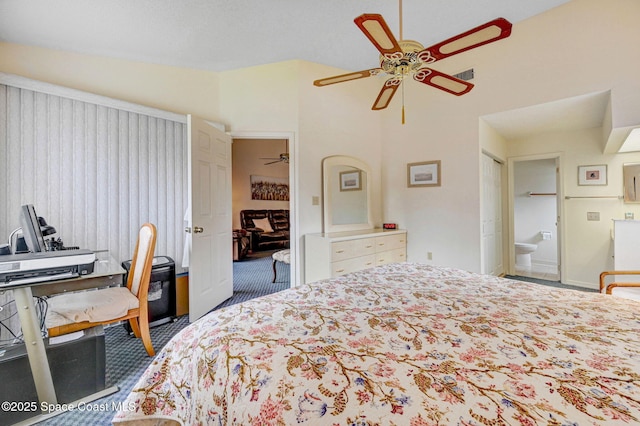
304,229 -> 407,283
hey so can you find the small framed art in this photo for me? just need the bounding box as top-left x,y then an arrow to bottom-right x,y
340,170 -> 361,191
407,160 -> 441,187
623,163 -> 640,203
577,165 -> 607,186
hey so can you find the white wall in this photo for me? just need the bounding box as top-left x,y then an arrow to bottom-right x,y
1,0 -> 640,287
382,0 -> 640,275
508,127 -> 640,288
513,159 -> 558,268
0,42 -> 220,121
219,61 -> 384,283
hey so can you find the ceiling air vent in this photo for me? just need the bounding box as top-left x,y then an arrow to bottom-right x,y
453,68 -> 474,81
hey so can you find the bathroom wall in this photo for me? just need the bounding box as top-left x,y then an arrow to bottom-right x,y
513,159 -> 558,270
509,127 -> 640,288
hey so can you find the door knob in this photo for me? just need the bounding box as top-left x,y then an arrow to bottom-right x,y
193,226 -> 204,233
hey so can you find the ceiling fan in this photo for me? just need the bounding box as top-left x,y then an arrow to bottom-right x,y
313,1 -> 512,119
260,140 -> 289,165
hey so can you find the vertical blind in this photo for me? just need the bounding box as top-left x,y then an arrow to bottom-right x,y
0,82 -> 188,342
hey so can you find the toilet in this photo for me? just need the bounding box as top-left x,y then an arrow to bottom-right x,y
515,242 -> 538,269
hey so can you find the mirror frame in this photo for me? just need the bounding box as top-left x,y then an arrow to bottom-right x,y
322,155 -> 373,233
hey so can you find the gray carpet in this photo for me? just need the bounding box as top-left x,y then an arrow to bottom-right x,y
32,252 -> 289,425
504,274 -> 599,292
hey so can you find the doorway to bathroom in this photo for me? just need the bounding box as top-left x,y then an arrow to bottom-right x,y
509,155 -> 561,281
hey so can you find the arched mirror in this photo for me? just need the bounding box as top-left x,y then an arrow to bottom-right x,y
322,155 -> 373,233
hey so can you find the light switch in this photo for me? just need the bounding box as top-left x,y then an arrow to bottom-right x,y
587,212 -> 600,221
312,196 -> 320,206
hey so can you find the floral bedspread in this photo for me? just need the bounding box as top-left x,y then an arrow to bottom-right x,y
113,263 -> 640,425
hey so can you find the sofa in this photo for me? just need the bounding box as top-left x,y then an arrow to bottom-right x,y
240,209 -> 290,252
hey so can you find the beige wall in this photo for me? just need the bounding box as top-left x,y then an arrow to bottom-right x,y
0,42 -> 220,120
0,51 -> 384,284
381,0 -> 640,280
218,60 -> 384,276
1,0 -> 639,287
232,138 -> 290,230
508,127 -> 640,288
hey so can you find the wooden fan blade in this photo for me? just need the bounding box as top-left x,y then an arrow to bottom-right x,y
417,17 -> 512,64
372,78 -> 401,110
354,14 -> 403,58
413,68 -> 474,96
314,68 -> 382,87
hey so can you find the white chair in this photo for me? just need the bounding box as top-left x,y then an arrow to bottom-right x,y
46,223 -> 157,356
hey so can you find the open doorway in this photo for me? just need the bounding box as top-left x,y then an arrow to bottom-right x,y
230,135 -> 295,290
509,155 -> 561,281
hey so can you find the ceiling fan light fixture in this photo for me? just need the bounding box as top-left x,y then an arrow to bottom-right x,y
314,4 -> 512,117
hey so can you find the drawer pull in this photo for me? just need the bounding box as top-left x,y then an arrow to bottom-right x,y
366,262 -> 373,266
336,269 -> 345,273
336,250 -> 345,253
378,243 -> 385,246
365,245 -> 373,248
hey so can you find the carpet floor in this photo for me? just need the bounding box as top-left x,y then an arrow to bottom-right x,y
504,274 -> 599,292
33,252 -> 289,425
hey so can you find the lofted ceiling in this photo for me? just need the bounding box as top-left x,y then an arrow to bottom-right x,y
10,0 -> 627,151
0,0 -> 569,73
482,91 -> 611,141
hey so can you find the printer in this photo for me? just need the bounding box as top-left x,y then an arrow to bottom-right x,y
0,250 -> 96,288
0,204 -> 96,288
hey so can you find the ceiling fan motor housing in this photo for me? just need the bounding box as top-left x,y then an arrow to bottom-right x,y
380,40 -> 425,78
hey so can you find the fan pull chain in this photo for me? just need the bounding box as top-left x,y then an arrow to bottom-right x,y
401,80 -> 406,125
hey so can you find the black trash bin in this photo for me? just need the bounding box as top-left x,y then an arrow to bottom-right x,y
122,256 -> 176,332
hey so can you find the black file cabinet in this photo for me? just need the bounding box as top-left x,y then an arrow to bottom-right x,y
122,256 -> 176,330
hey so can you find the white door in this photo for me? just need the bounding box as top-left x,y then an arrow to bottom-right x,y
481,154 -> 503,275
187,115 -> 233,322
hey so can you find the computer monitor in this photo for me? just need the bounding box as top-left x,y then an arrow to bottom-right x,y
19,204 -> 46,253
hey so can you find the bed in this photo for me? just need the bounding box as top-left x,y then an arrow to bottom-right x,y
113,263 -> 640,425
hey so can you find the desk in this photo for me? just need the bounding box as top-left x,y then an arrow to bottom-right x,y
10,251 -> 124,412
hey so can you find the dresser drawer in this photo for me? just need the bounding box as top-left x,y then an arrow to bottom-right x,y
305,230 -> 407,284
331,238 -> 376,261
332,254 -> 376,276
375,247 -> 406,265
374,233 -> 407,252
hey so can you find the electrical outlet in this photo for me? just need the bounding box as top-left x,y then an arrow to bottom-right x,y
587,212 -> 600,221
312,196 -> 319,206
427,252 -> 433,260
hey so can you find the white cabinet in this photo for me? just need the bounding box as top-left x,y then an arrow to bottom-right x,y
304,229 -> 407,283
613,220 -> 640,270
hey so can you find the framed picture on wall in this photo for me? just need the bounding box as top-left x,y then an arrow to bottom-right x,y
577,164 -> 607,186
407,160 -> 441,187
623,163 -> 640,203
340,170 -> 361,191
250,175 -> 290,201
